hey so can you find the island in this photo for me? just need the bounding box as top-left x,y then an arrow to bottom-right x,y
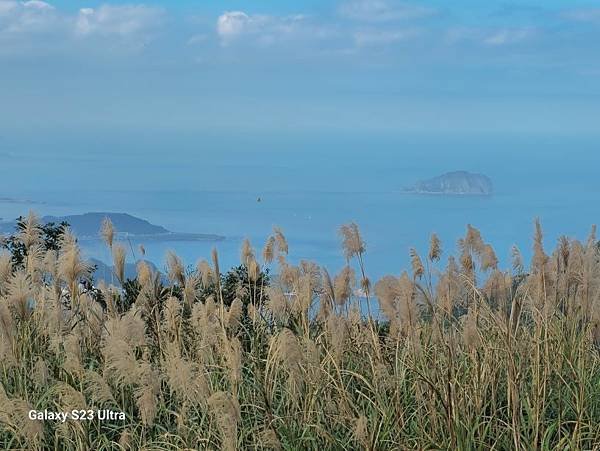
0,212 -> 225,242
405,171 -> 493,196
0,197 -> 43,205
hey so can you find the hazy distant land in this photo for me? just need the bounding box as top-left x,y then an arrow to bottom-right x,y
0,196 -> 44,205
405,171 -> 493,196
0,212 -> 225,242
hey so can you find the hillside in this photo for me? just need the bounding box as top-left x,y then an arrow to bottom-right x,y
0,212 -> 225,242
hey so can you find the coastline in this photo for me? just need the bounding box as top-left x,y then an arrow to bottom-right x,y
399,189 -> 493,197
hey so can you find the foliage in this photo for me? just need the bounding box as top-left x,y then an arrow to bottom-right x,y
200,264 -> 270,308
1,217 -> 600,450
1,216 -> 68,267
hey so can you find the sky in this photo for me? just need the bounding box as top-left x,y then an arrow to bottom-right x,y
1,0 -> 600,134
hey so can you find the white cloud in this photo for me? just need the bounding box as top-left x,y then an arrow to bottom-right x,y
215,6 -> 428,52
0,2 -> 167,57
23,1 -> 53,10
354,28 -> 420,46
483,28 -> 534,46
216,10 -> 312,46
339,0 -> 435,22
0,1 -> 164,39
187,33 -> 207,46
446,26 -> 534,47
216,11 -> 250,41
0,1 -> 17,16
0,0 -> 58,33
562,8 -> 600,24
75,5 -> 164,38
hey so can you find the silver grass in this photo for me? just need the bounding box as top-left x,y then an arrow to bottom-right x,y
259,428 -> 282,451
273,227 -> 289,255
164,341 -> 210,405
279,262 -> 300,289
263,236 -> 276,264
428,233 -> 442,262
248,258 -> 260,283
63,333 -> 84,376
481,244 -> 498,272
511,245 -> 524,274
137,260 -> 153,288
100,217 -> 115,249
166,251 -> 185,286
354,415 -> 369,449
113,244 -> 127,284
333,265 -> 355,306
339,222 -> 366,260
6,271 -> 35,321
84,369 -> 116,406
18,211 -> 41,250
0,252 -> 12,294
135,362 -> 161,427
410,248 -> 425,280
326,315 -> 348,363
265,286 -> 288,323
197,259 -> 214,288
464,224 -> 485,256
0,388 -> 43,447
240,238 -> 254,266
532,218 -> 548,273
58,235 -> 91,288
224,336 -> 242,389
32,358 -> 50,386
184,273 -> 200,308
321,268 -> 335,306
162,296 -> 181,342
227,298 -> 244,333
270,328 -> 304,400
208,391 -> 241,451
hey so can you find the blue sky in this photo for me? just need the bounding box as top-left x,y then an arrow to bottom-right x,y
1,0 -> 600,133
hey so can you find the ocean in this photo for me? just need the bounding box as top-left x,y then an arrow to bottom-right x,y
1,129 -> 600,280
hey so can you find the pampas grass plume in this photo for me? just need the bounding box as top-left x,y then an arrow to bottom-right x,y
263,236 -> 275,264
18,211 -> 41,250
208,391 -> 240,451
429,233 -> 442,262
339,222 -> 365,260
166,251 -> 185,286
273,227 -> 288,255
100,217 -> 115,249
410,248 -> 425,280
333,266 -> 355,306
240,238 -> 254,266
113,244 -> 127,284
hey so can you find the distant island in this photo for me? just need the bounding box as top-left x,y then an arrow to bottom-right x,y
0,212 -> 225,242
0,197 -> 43,205
405,171 -> 493,196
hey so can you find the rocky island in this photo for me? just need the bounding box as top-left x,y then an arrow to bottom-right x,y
406,171 -> 493,196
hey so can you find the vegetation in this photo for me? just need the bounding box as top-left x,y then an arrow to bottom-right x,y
1,212 -> 600,450
1,217 -> 68,267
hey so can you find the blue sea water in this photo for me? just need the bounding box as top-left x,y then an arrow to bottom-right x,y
1,129 -> 600,280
